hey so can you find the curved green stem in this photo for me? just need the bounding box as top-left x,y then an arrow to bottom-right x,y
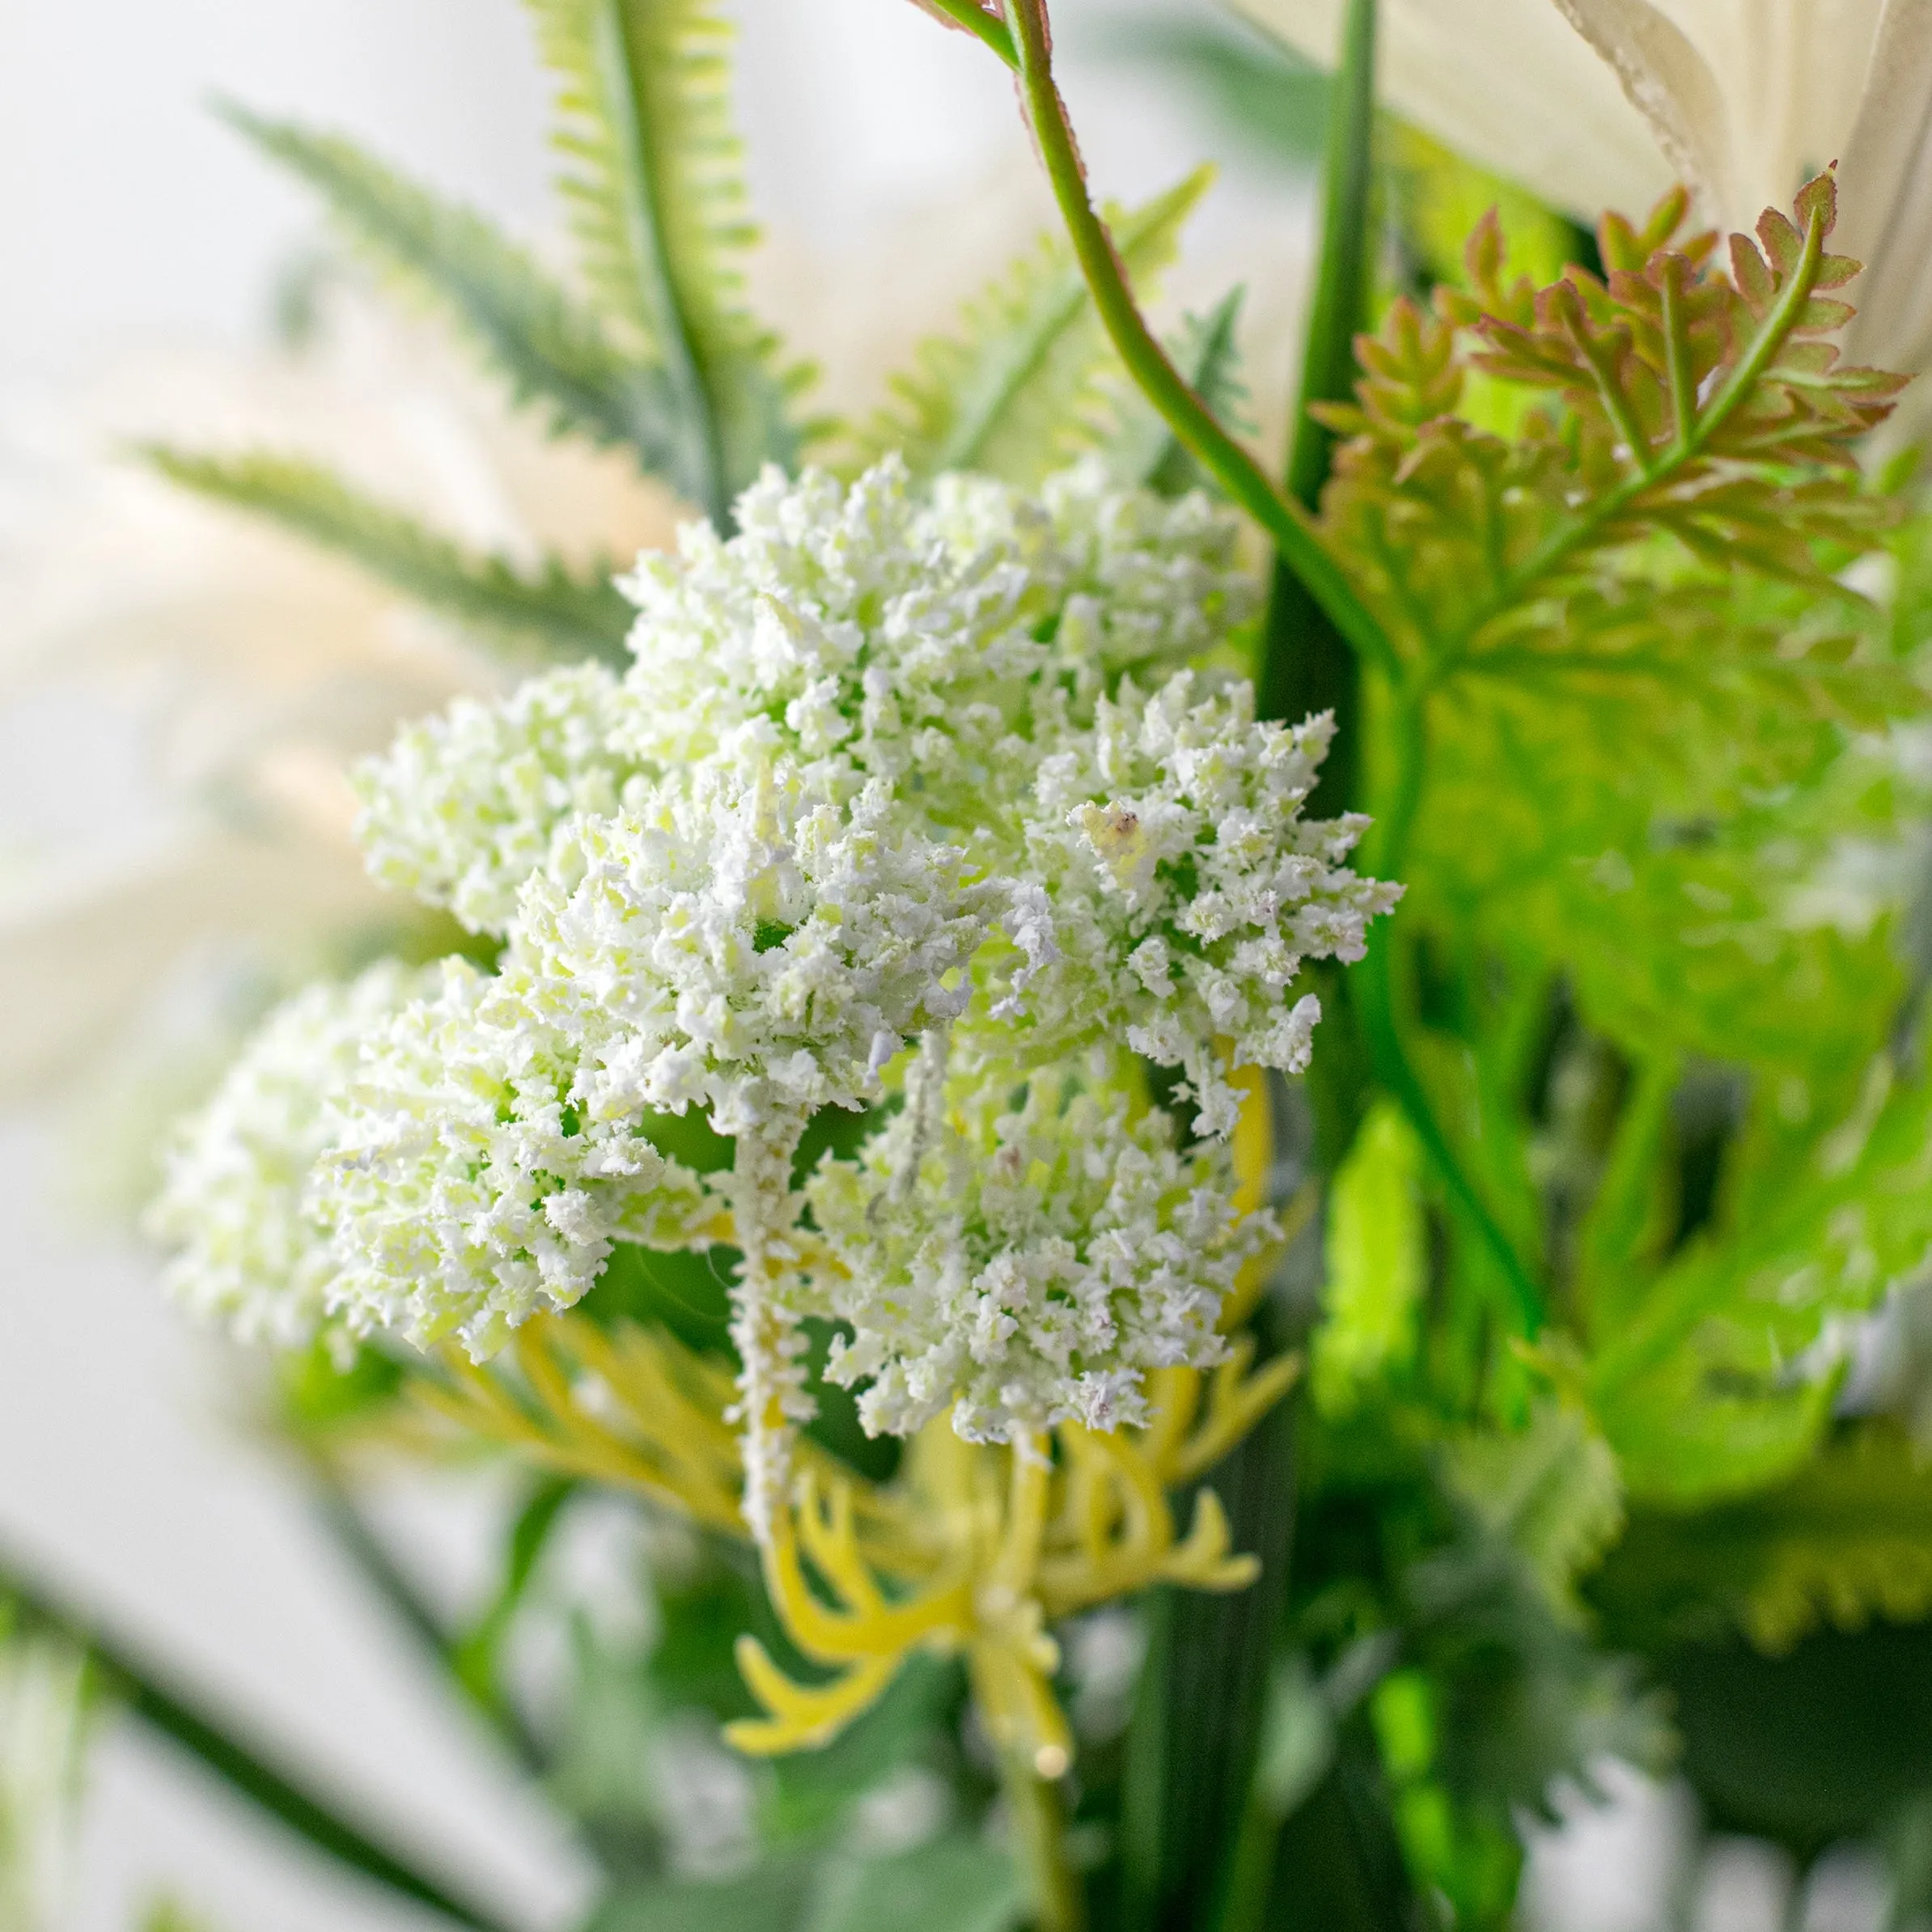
1358,693 -> 1543,1335
1004,1750 -> 1087,1932
924,0 -> 1017,65
996,0 -> 1398,685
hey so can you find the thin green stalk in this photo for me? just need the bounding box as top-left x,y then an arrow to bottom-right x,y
311,1477 -> 551,1777
996,0 -> 1398,685
1003,1752 -> 1087,1932
1358,697 -> 1543,1336
923,0 -> 1017,65
1257,0 -> 1377,799
0,1550 -> 520,1932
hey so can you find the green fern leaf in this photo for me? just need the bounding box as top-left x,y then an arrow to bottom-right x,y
1443,1405 -> 1625,1618
1604,1426 -> 1932,1653
523,0 -> 807,523
1109,288 -> 1250,497
853,170 -> 1212,484
216,104 -> 688,480
144,447 -> 633,664
1587,1053 -> 1932,1506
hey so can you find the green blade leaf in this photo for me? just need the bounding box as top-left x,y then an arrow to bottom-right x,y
0,1550 -> 519,1932
142,446 -> 633,664
216,103 -> 691,480
854,169 -> 1213,485
524,0 -> 808,523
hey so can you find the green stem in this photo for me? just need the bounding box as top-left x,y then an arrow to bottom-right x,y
310,1475 -> 552,1778
1004,1751 -> 1087,1932
0,1549 -> 520,1932
925,0 -> 1018,65
1257,0 -> 1377,810
1358,697 -> 1543,1336
997,0 -> 1397,685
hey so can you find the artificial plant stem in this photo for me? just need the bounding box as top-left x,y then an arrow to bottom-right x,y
1004,1749 -> 1087,1932
309,1477 -> 549,1776
1257,0 -> 1377,793
924,0 -> 1018,65
996,0 -> 1396,684
0,1549 -> 519,1932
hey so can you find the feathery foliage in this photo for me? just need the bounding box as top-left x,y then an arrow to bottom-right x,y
144,448 -> 634,663
850,172 -> 1211,484
523,0 -> 811,522
219,104 -> 691,476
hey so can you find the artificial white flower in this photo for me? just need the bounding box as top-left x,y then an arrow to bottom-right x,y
1232,0 -> 1932,393
312,955 -> 717,1360
981,676 -> 1401,1136
354,661 -> 646,937
514,756 -> 1004,1138
805,1074 -> 1273,1446
144,960 -> 430,1349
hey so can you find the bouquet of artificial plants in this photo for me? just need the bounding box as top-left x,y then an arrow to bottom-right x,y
16,2 -> 1932,1928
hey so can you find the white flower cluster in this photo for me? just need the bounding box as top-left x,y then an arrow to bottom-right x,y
807,1074 -> 1274,1445
990,677 -> 1402,1136
145,962 -> 428,1349
150,457 -> 1396,1502
314,957 -> 718,1358
354,663 -> 647,936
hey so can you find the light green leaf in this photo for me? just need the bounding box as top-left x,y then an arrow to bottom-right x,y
854,170 -> 1213,484
217,104 -> 688,478
143,447 -> 633,665
1109,288 -> 1249,498
1313,1100 -> 1427,1415
801,1835 -> 1025,1932
1443,1403 -> 1625,1616
523,0 -> 809,523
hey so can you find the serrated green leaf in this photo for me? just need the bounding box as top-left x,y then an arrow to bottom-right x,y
1109,288 -> 1249,498
1588,1057 -> 1932,1506
854,170 -> 1212,485
1442,1404 -> 1625,1616
143,447 -> 633,664
1600,1425 -> 1932,1654
523,0 -> 807,523
1313,1101 -> 1427,1415
217,104 -> 689,479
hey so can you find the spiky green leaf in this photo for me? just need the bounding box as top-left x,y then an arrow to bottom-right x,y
854,170 -> 1213,484
144,447 -> 633,664
217,104 -> 692,480
523,0 -> 807,522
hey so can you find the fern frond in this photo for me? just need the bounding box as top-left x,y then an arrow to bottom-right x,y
1443,1405 -> 1625,1618
852,170 -> 1212,484
217,104 -> 689,481
1109,288 -> 1250,497
1605,1426 -> 1932,1652
523,0 -> 806,523
1587,1052 -> 1932,1506
145,447 -> 633,664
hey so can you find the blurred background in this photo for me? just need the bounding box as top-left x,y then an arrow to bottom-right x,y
0,3 -> 1879,1928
